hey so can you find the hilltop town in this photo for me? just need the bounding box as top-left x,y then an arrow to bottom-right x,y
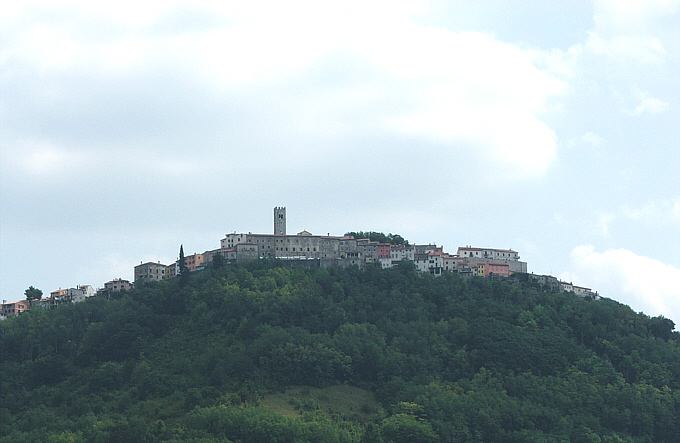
1,207 -> 597,320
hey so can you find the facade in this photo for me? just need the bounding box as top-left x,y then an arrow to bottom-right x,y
457,246 -> 527,274
104,278 -> 132,292
525,273 -> 561,291
1,300 -> 29,318
134,262 -> 167,282
274,206 -> 286,235
357,238 -> 379,263
457,247 -> 520,261
573,285 -> 596,298
426,251 -> 444,275
25,285 -> 97,310
377,243 -> 391,259
390,245 -> 415,263
68,285 -> 94,302
166,262 -> 177,279
50,288 -> 68,298
185,253 -> 206,272
379,257 -> 393,269
442,254 -> 460,272
31,298 -> 53,309
477,262 -> 511,279
221,232 -> 348,261
204,248 -> 237,264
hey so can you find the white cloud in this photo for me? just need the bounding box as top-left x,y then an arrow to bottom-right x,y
594,213 -> 616,237
580,0 -> 678,63
623,198 -> 680,225
569,245 -> 680,325
583,32 -> 667,63
593,0 -> 680,32
629,90 -> 670,115
19,140 -> 90,175
582,131 -> 604,147
1,2 -> 566,179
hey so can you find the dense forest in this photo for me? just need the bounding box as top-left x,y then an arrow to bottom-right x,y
1,260 -> 679,442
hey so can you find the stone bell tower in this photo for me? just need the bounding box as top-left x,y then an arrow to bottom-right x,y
274,207 -> 286,235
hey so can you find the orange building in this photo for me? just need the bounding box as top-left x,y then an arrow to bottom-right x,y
184,253 -> 206,272
104,278 -> 132,292
50,288 -> 68,298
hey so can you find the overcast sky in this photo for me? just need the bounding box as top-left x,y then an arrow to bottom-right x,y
1,0 -> 679,325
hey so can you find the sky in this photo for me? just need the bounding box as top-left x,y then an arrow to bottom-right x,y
1,0 -> 679,325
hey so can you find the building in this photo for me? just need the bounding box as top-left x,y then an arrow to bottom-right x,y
357,238 -> 379,263
219,210 -> 402,268
377,243 -> 391,259
457,246 -> 527,274
525,273 -> 561,291
457,247 -> 520,261
221,231 -> 347,261
166,262 -> 177,279
274,206 -> 286,235
104,278 -> 132,292
185,253 -> 206,272
426,251 -> 444,276
204,248 -> 237,264
560,282 -> 574,292
50,288 -> 68,298
217,209 -> 536,279
390,245 -> 415,263
134,262 -> 167,282
442,254 -> 461,272
573,285 -> 597,298
60,285 -> 95,303
30,297 -> 53,309
476,262 -> 511,279
1,300 -> 29,318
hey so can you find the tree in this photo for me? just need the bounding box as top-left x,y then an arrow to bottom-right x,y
212,252 -> 225,270
178,244 -> 186,275
648,316 -> 675,341
24,286 -> 43,302
344,231 -> 410,245
381,414 -> 438,443
179,244 -> 189,287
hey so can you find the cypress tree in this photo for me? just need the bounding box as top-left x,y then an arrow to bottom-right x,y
179,244 -> 186,275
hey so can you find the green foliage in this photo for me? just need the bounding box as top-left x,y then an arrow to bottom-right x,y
23,286 -> 42,302
380,413 -> 438,443
211,251 -> 225,270
178,244 -> 186,275
344,232 -> 409,245
1,261 -> 679,442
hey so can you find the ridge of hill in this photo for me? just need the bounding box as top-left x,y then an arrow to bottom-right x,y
1,260 -> 679,442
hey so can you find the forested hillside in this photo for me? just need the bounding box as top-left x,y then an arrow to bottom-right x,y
1,261 -> 679,442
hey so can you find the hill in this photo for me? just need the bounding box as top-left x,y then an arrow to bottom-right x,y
1,261 -> 679,442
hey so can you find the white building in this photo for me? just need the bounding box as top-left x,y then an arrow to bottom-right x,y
457,247 -> 520,261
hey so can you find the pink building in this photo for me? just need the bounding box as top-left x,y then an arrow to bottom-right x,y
477,262 -> 511,278
1,300 -> 29,317
377,243 -> 391,258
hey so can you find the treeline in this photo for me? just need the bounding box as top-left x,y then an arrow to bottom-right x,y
1,261 -> 679,442
344,232 -> 409,245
